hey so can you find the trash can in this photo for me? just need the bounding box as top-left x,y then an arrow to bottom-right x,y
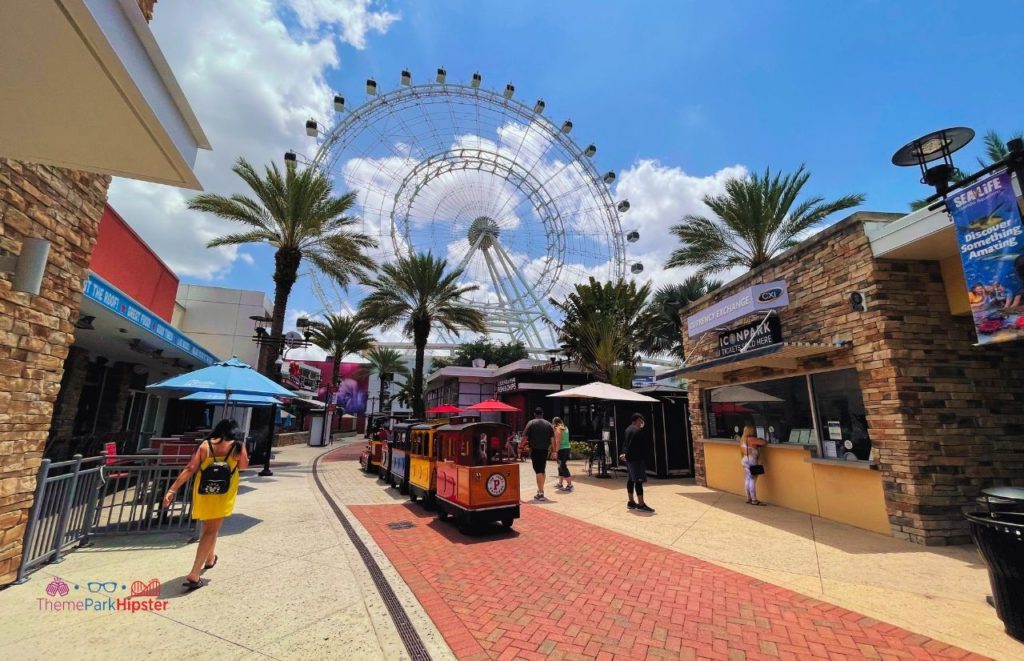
969,486 -> 1024,642
977,486 -> 1024,514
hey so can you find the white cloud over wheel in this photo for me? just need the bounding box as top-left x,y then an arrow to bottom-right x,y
107,0 -> 401,280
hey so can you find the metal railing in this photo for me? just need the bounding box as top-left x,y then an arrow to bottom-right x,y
16,453 -> 196,583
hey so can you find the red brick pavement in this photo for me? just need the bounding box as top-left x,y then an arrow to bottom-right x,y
322,443 -> 367,461
349,503 -> 986,661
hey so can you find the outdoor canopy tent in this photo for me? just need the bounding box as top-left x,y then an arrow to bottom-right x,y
547,382 -> 658,477
546,381 -> 658,403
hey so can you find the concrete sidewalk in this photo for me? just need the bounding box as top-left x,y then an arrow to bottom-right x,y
520,460 -> 1024,660
2,446 -> 1021,660
0,441 -> 453,661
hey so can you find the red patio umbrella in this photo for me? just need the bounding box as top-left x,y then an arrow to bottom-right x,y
426,404 -> 463,414
465,399 -> 521,413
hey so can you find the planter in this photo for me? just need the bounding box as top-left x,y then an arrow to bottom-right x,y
968,510 -> 1024,642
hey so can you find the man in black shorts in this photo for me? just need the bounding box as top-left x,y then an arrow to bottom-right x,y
619,413 -> 654,512
523,407 -> 555,501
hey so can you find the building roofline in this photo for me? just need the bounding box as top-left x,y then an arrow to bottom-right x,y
677,211 -> 904,316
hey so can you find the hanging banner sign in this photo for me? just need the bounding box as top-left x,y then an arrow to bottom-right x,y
948,170 -> 1024,345
717,315 -> 783,357
496,377 -> 518,394
686,280 -> 789,337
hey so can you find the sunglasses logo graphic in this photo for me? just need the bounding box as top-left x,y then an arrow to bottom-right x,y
87,581 -> 118,594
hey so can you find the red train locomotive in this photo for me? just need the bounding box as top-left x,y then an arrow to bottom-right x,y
434,420 -> 520,530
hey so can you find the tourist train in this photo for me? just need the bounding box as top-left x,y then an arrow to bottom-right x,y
357,415 -> 521,530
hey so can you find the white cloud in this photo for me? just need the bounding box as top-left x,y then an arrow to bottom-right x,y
289,0 -> 400,49
612,159 -> 748,290
107,0 -> 400,280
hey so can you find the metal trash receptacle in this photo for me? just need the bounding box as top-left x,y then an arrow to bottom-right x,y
977,486 -> 1024,515
969,486 -> 1024,642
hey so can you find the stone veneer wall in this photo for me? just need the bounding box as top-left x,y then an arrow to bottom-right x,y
0,159 -> 109,584
681,212 -> 1024,545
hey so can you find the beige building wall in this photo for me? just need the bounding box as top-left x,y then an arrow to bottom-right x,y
175,284 -> 271,366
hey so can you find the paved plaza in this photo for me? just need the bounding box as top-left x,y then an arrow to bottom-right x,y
1,440 -> 1021,660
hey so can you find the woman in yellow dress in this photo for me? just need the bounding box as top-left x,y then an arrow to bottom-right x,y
163,419 -> 249,590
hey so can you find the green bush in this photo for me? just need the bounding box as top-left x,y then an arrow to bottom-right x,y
569,440 -> 591,460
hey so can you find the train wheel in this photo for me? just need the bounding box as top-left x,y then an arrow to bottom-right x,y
409,493 -> 417,503
501,517 -> 514,530
437,509 -> 449,521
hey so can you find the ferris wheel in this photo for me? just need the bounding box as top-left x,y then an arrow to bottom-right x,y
296,68 -> 641,351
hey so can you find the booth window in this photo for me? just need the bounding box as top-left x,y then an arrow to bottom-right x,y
704,375 -> 814,444
811,369 -> 871,461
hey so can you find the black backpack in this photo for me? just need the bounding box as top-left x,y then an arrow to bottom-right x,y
197,439 -> 238,495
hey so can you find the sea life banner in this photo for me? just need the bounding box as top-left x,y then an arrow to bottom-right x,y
948,170 -> 1024,344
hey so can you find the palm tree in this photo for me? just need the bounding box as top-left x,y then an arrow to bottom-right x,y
979,129 -> 1022,167
308,314 -> 374,396
189,158 -> 377,375
358,252 -> 487,418
647,275 -> 722,359
550,278 -> 656,385
358,346 -> 410,414
666,165 -> 864,277
393,377 -> 418,412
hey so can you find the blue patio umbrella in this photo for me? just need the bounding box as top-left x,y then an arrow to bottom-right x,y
147,357 -> 293,399
148,357 -> 292,476
180,390 -> 283,407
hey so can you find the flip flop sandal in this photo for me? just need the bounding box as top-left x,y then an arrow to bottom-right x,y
751,501 -> 767,506
203,555 -> 218,570
182,577 -> 208,591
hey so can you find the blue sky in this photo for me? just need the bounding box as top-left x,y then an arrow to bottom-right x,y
110,0 -> 1024,343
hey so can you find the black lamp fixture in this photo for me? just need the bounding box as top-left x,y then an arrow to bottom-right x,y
891,127 -> 975,198
250,314 -> 313,348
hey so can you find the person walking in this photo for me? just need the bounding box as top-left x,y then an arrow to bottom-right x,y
523,407 -> 555,501
619,413 -> 654,512
162,419 -> 249,590
552,417 -> 573,492
739,424 -> 767,505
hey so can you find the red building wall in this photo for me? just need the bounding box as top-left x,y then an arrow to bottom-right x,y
89,205 -> 179,321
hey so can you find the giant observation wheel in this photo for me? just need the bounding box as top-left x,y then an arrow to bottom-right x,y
298,68 -> 640,352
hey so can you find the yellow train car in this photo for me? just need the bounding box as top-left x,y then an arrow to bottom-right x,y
435,420 -> 520,530
407,419 -> 448,507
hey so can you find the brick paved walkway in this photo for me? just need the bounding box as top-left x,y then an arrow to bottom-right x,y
350,504 -> 985,661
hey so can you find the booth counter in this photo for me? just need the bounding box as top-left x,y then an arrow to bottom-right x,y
701,439 -> 890,535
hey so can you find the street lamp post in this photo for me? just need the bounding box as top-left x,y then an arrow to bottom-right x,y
249,315 -> 313,476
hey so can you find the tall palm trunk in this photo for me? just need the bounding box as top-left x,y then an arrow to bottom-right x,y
412,321 -> 428,419
378,374 -> 389,414
265,247 -> 301,376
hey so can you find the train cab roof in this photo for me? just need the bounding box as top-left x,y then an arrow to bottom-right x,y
410,419 -> 453,431
392,420 -> 424,432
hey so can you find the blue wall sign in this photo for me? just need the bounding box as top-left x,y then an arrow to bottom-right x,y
82,273 -> 216,365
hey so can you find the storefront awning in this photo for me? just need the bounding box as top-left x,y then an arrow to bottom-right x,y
0,0 -> 209,188
290,397 -> 326,409
679,342 -> 849,383
75,273 -> 216,375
